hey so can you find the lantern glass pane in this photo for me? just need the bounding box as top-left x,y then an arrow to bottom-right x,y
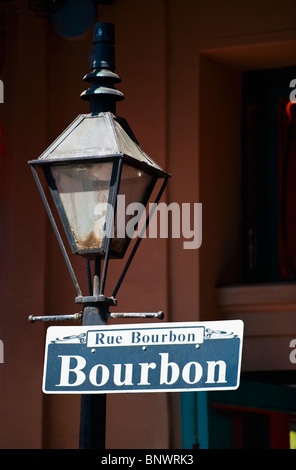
111,163 -> 154,256
50,162 -> 113,253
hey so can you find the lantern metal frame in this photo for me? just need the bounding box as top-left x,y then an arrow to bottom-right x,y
30,157 -> 169,310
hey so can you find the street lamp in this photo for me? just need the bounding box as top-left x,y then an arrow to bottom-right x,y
28,22 -> 170,449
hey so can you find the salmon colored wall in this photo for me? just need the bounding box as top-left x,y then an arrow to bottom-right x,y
0,3 -> 47,448
0,0 -> 295,449
199,57 -> 242,321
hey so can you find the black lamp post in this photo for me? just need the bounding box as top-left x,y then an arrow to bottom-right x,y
28,22 -> 170,449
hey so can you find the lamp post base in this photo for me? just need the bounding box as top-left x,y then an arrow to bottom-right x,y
79,304 -> 107,449
79,394 -> 106,449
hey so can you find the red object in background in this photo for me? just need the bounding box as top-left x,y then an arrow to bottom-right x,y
278,100 -> 296,279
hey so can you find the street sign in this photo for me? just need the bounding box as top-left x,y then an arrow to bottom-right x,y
42,320 -> 244,394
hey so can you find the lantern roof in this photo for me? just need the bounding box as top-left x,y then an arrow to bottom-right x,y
31,111 -> 167,177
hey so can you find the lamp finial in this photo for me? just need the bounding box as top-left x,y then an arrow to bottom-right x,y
80,22 -> 124,114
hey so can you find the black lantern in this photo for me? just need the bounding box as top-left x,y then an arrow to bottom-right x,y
31,112 -> 166,259
28,22 -> 170,315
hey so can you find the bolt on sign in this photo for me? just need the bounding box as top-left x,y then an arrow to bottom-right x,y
42,320 -> 244,394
